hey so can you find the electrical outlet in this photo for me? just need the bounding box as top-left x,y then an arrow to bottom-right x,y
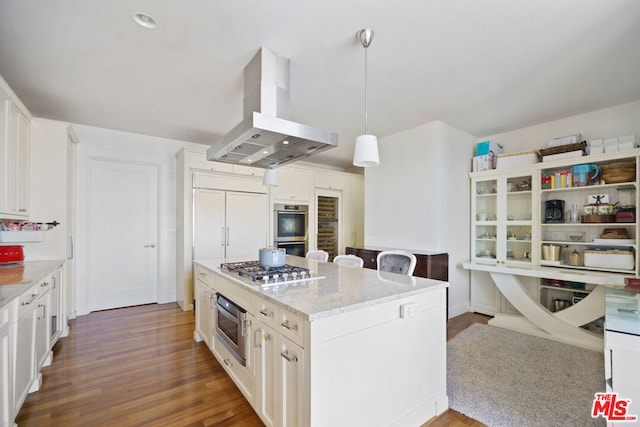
400,303 -> 418,318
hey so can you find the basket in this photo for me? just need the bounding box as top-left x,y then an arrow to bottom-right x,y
582,214 -> 615,223
538,141 -> 587,158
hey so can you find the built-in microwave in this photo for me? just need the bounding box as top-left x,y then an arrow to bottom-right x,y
274,203 -> 308,242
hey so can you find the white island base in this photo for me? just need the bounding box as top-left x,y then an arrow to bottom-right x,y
194,257 -> 448,427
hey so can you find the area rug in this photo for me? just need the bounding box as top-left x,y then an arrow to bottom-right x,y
447,323 -> 605,427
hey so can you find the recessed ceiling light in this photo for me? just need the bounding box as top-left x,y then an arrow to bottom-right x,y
133,13 -> 157,29
282,140 -> 290,145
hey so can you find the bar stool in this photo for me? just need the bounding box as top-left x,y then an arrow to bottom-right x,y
306,250 -> 329,262
333,254 -> 364,268
376,250 -> 416,275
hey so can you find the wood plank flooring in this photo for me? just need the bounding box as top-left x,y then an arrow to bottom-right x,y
16,304 -> 491,426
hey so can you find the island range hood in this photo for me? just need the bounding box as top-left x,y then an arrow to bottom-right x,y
206,47 -> 338,169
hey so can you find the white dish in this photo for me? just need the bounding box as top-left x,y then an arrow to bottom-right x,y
540,260 -> 562,266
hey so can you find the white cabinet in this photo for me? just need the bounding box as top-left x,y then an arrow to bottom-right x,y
343,175 -> 364,250
33,281 -> 51,372
193,189 -> 268,260
49,268 -> 64,346
0,301 -> 14,427
13,287 -> 37,415
0,85 -> 30,218
471,171 -> 536,267
271,167 -> 310,202
194,271 -> 215,348
277,335 -> 304,427
605,330 -> 640,426
314,171 -> 344,190
254,322 -> 305,427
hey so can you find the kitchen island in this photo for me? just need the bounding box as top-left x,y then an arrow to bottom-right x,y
194,255 -> 448,427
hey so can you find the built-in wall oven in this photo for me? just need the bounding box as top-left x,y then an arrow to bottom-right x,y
215,293 -> 248,366
274,203 -> 308,256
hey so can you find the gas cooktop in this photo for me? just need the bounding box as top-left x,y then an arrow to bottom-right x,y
220,261 -> 323,287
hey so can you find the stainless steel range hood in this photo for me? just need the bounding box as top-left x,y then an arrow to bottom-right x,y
207,47 -> 338,169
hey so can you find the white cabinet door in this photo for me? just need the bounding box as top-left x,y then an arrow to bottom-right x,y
0,304 -> 13,427
49,268 -> 64,346
271,167 -> 310,202
193,189 -> 226,260
607,330 -> 640,426
34,287 -> 51,371
194,279 -> 213,347
14,290 -> 37,414
0,89 -> 30,218
254,323 -> 277,427
225,192 -> 268,258
278,336 -> 304,427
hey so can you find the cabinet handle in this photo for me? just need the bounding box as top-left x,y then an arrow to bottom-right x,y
38,304 -> 46,320
226,227 -> 230,246
618,308 -> 640,314
51,277 -> 56,289
223,358 -> 233,367
19,208 -> 27,212
22,294 -> 37,306
280,319 -> 298,332
260,308 -> 273,318
41,281 -> 49,288
242,318 -> 251,337
254,328 -> 262,348
280,349 -> 298,363
208,294 -> 215,309
221,226 -> 225,246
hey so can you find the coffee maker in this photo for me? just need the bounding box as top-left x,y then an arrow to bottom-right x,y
545,200 -> 565,223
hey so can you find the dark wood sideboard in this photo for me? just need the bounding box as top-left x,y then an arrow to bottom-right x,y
346,246 -> 449,281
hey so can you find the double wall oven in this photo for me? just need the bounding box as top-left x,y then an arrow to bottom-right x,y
273,203 -> 308,257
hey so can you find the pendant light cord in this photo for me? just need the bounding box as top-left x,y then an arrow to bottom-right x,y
364,45 -> 368,134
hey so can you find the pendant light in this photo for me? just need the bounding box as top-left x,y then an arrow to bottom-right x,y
262,168 -> 279,186
353,28 -> 380,167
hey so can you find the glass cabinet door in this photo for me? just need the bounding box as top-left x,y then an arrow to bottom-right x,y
503,173 -> 534,265
471,173 -> 535,266
472,178 -> 498,264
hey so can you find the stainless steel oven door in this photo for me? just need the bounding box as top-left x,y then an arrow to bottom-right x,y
215,294 -> 247,366
275,240 -> 308,258
274,204 -> 308,242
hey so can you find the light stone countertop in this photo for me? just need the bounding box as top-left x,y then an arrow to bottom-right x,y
0,260 -> 65,310
195,255 -> 448,321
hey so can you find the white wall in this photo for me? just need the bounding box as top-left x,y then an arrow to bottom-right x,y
364,120 -> 477,318
480,100 -> 640,153
73,124 -> 203,315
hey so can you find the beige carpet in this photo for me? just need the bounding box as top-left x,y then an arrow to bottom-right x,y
447,323 -> 605,427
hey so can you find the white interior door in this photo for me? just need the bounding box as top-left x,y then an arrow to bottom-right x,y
225,191 -> 268,258
193,189 -> 226,260
88,160 -> 158,311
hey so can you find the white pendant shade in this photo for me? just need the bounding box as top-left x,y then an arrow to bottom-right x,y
353,134 -> 379,167
262,168 -> 279,186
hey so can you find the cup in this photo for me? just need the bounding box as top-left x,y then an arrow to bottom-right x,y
477,212 -> 488,221
507,182 -> 516,192
572,164 -> 599,186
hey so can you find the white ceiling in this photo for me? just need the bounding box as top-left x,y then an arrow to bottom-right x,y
1,0 -> 639,170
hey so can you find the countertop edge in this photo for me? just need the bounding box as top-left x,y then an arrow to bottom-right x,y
0,260 -> 66,310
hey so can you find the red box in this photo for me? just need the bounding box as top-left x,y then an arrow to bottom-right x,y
0,245 -> 25,264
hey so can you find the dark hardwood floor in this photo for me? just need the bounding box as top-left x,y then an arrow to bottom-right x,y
16,304 -> 491,426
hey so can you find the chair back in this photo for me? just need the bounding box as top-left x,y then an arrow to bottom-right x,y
306,250 -> 329,262
376,250 -> 416,275
333,254 -> 364,268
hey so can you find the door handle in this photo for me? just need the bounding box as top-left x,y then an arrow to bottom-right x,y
144,243 -> 156,248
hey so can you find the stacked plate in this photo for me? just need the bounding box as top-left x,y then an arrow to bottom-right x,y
601,161 -> 636,184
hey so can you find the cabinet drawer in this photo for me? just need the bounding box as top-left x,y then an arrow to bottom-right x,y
194,264 -> 211,284
278,308 -> 305,348
255,298 -> 278,327
214,335 -> 254,400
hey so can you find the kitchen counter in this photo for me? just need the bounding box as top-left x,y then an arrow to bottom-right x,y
0,260 -> 65,309
195,255 -> 448,321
